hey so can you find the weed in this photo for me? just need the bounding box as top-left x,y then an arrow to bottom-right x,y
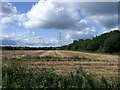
2,62 -> 120,89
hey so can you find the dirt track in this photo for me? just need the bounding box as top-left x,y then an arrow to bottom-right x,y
40,50 -> 68,57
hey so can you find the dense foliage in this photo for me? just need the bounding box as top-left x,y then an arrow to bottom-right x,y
2,63 -> 120,89
60,30 -> 120,53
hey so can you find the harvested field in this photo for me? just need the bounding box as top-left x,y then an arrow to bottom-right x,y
2,50 -> 119,80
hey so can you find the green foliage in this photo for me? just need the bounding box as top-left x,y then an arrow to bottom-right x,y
104,32 -> 120,53
1,46 -> 57,50
2,63 -> 120,89
97,77 -> 109,88
60,30 -> 120,54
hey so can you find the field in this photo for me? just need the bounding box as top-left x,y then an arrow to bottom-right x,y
2,50 -> 119,80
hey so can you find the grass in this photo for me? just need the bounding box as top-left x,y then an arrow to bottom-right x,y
9,55 -> 90,62
2,61 -> 120,89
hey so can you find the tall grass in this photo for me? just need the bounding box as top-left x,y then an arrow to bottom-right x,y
2,62 -> 120,89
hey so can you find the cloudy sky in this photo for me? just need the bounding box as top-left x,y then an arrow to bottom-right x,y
0,0 -> 119,47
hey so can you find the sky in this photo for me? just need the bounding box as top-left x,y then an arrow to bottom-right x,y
0,0 -> 119,47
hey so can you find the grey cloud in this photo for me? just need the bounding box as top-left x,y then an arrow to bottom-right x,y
1,1 -> 118,47
24,1 -> 118,30
1,2 -> 17,16
76,2 -> 118,29
1,38 -> 17,45
66,28 -> 95,40
1,32 -> 59,47
77,2 -> 118,15
67,32 -> 93,40
91,15 -> 118,29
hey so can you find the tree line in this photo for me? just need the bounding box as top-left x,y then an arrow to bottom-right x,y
60,30 -> 120,54
1,46 -> 57,50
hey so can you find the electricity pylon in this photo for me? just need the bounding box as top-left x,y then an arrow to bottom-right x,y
57,32 -> 63,47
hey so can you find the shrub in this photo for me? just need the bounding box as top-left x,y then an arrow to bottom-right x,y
2,63 -> 120,89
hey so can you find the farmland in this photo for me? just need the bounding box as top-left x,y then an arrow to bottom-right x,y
2,50 -> 119,80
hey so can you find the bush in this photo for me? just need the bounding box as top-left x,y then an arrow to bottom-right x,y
2,63 -> 120,89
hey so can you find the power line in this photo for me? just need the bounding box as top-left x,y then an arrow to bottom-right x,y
57,32 -> 63,47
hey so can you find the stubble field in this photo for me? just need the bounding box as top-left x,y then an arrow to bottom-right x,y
2,50 -> 119,80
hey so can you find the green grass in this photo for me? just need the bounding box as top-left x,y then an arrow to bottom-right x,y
2,62 -> 120,89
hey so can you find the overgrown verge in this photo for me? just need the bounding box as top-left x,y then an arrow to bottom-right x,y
2,62 -> 120,89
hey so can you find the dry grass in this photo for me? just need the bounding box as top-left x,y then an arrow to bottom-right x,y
60,50 -> 119,61
2,50 -> 119,80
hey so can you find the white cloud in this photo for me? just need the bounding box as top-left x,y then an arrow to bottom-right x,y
103,26 -> 118,33
1,17 -> 12,24
1,1 -> 118,47
75,19 -> 87,29
14,14 -> 27,22
23,0 -> 80,29
0,29 -> 4,38
1,2 -> 17,16
1,12 -> 28,26
1,29 -> 60,47
65,27 -> 96,41
0,2 -> 19,26
22,1 -> 118,31
32,32 -> 35,35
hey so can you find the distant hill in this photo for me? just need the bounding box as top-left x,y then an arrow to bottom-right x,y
60,30 -> 120,54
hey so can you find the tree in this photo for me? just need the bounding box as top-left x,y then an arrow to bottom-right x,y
104,33 -> 120,53
61,30 -> 120,53
71,40 -> 79,50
